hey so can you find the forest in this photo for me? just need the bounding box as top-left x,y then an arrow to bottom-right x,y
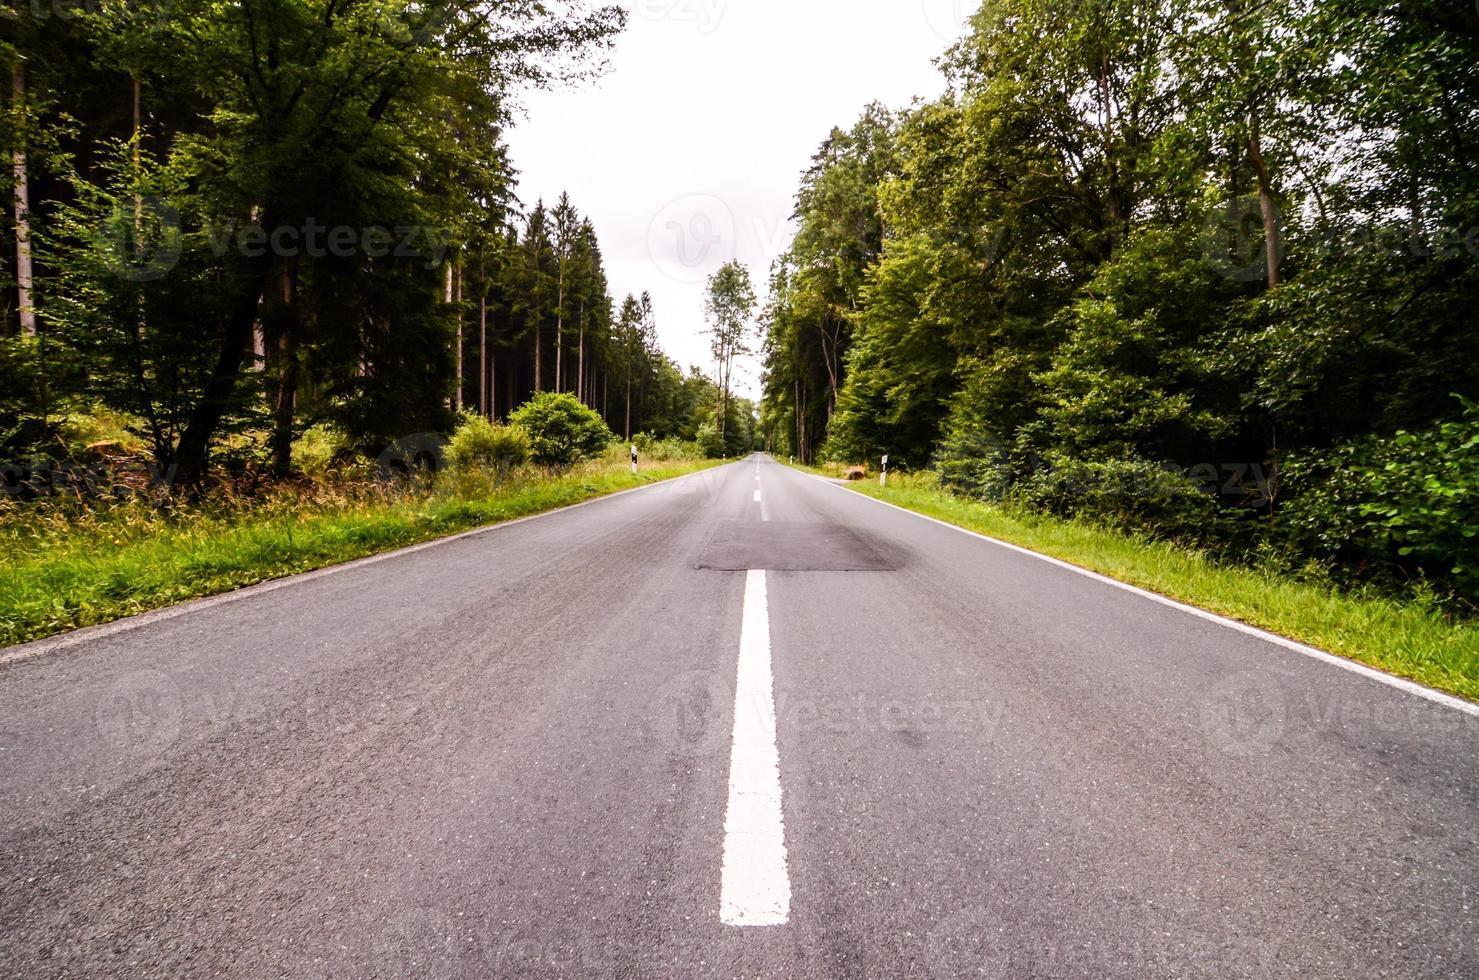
0,0 -> 756,495
761,0 -> 1479,608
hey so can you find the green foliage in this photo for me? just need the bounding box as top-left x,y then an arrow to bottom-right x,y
762,0 -> 1479,608
1035,227 -> 1239,463
694,421 -> 724,459
632,432 -> 704,462
1010,454 -> 1224,545
56,408 -> 151,458
5,0 -> 645,483
705,261 -> 757,450
1281,399 -> 1479,601
291,425 -> 351,477
446,413 -> 532,473
825,235 -> 958,467
762,105 -> 899,463
509,392 -> 613,468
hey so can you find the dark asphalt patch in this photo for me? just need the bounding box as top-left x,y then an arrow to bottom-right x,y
695,521 -> 897,572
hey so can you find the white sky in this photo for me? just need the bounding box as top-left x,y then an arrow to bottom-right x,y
506,0 -> 979,400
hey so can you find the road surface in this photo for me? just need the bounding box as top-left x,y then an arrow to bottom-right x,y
2,456 -> 1476,977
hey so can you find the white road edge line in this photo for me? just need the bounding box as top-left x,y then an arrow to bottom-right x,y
720,569 -> 791,927
0,463 -> 735,668
804,471 -> 1479,719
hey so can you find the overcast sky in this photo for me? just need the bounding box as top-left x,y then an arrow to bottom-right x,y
505,0 -> 979,400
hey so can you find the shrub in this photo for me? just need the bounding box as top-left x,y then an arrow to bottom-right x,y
1281,397 -> 1479,602
292,424 -> 351,476
446,413 -> 532,473
695,421 -> 724,459
509,393 -> 612,468
633,432 -> 704,462
1011,453 -> 1223,543
57,407 -> 151,458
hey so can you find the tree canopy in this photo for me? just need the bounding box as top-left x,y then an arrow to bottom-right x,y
1,0 -> 754,482
761,0 -> 1479,604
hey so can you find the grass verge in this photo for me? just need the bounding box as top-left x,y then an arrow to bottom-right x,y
0,459 -> 719,649
806,467 -> 1479,703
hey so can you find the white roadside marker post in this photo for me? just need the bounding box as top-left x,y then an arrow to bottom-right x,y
881,455 -> 889,487
631,444 -> 638,475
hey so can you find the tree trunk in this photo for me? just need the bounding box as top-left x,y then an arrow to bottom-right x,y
12,61 -> 36,337
269,261 -> 299,479
173,246 -> 276,486
555,266 -> 564,394
717,354 -> 731,448
131,73 -> 142,226
449,259 -> 464,411
533,319 -> 542,394
795,379 -> 802,462
624,376 -> 632,440
1246,112 -> 1281,288
479,293 -> 488,417
1226,0 -> 1281,290
817,315 -> 840,420
577,320 -> 586,404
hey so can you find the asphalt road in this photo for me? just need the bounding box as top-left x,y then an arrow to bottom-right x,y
2,455 -> 1476,978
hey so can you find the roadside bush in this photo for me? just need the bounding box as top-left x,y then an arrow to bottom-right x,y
293,424 -> 352,476
1280,397 -> 1479,603
633,432 -> 704,462
935,428 -> 1017,502
935,421 -> 1219,543
695,421 -> 724,459
56,407 -> 151,458
446,412 -> 532,474
1010,453 -> 1223,543
509,393 -> 612,468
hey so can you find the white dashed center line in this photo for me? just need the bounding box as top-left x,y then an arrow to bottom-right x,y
720,570 -> 790,927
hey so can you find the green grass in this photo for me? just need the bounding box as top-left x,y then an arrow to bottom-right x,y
804,467 -> 1479,703
0,459 -> 719,649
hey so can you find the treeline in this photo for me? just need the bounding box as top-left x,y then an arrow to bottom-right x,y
762,1 -> 1479,603
0,0 -> 736,486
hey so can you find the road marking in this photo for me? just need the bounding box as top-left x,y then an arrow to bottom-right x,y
805,473 -> 1479,718
720,569 -> 791,927
753,489 -> 762,502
